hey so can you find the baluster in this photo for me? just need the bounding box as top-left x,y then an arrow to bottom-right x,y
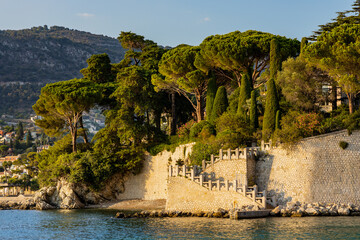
217,179 -> 221,190
219,149 -> 223,160
191,168 -> 194,181
209,180 -> 212,190
235,148 -> 239,159
227,148 -> 231,160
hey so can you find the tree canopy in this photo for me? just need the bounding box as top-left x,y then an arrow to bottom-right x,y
304,23 -> 360,113
153,45 -> 208,122
33,79 -> 101,152
195,30 -> 299,87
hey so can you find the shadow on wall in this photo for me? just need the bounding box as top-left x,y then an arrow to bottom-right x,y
256,153 -> 292,206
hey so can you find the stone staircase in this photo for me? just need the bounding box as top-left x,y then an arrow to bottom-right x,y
168,147 -> 277,209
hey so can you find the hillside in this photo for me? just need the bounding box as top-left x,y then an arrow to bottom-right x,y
0,25 -> 126,117
0,25 -> 125,83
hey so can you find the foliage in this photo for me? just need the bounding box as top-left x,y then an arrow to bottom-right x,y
215,112 -> 253,148
210,86 -> 228,123
276,111 -> 322,145
189,141 -> 219,166
339,141 -> 349,149
80,53 -> 115,83
195,30 -> 299,86
275,110 -> 281,130
262,79 -> 279,139
277,57 -> 327,112
320,105 -> 349,133
177,120 -> 196,140
189,120 -> 215,139
228,87 -> 240,114
344,109 -> 360,134
270,38 -> 281,79
153,45 -> 208,122
304,23 -> 360,113
206,76 -> 217,121
237,73 -> 252,117
33,78 -> 101,152
250,90 -> 259,130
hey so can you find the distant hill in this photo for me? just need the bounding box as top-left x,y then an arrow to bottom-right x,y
0,26 -> 126,118
0,25 -> 125,83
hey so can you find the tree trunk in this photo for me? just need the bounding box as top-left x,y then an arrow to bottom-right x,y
170,93 -> 176,135
154,110 -> 161,130
70,124 -> 77,153
349,95 -> 354,114
79,116 -> 88,144
196,95 -> 204,123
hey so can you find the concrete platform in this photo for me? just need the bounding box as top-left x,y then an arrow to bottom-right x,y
230,210 -> 271,220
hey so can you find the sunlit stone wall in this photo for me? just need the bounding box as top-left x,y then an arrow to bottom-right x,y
115,143 -> 194,200
256,130 -> 360,205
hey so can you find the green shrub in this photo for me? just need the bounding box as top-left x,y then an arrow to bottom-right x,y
276,111 -> 322,145
189,120 -> 215,139
344,109 -> 360,134
339,141 -> 349,149
189,141 -> 219,166
215,112 -> 253,148
177,120 -> 196,140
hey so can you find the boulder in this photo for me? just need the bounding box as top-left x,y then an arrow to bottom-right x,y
338,207 -> 350,216
305,208 -> 319,216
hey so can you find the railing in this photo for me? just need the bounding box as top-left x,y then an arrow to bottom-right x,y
201,147 -> 260,170
168,164 -> 269,208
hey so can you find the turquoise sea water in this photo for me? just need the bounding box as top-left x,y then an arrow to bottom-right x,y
1,210 -> 360,239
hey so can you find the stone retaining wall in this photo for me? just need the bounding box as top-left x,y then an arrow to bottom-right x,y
166,177 -> 260,212
256,130 -> 360,205
116,143 -> 194,200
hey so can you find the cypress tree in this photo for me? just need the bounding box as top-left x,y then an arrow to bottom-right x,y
275,110 -> 281,130
237,73 -> 252,117
300,37 -> 308,56
270,38 -> 281,80
206,76 -> 217,121
250,90 -> 258,130
210,86 -> 228,123
263,79 -> 279,137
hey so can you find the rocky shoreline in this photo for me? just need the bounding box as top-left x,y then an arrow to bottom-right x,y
114,202 -> 360,219
270,202 -> 360,217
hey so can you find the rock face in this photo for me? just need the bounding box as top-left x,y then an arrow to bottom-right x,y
34,173 -> 126,210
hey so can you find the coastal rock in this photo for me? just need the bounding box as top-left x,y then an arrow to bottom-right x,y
338,207 -> 350,216
270,206 -> 281,216
305,208 -> 319,216
36,201 -> 56,210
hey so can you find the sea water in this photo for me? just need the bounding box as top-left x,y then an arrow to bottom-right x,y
1,209 -> 360,239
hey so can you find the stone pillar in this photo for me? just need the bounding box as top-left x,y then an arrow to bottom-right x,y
168,165 -> 173,177
211,155 -> 214,165
191,168 -> 194,181
200,174 -> 203,186
252,185 -> 257,202
261,140 -> 264,151
175,165 -> 179,176
225,180 -> 229,191
202,160 -> 206,170
233,180 -> 237,192
182,165 -> 186,177
227,148 -> 231,160
209,180 -> 212,190
262,190 -> 266,208
244,148 -> 248,160
235,148 -> 239,159
219,149 -> 223,160
217,179 -> 221,191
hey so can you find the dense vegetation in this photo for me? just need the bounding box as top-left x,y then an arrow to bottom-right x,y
30,1 -> 360,191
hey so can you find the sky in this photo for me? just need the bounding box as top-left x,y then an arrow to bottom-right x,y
0,0 -> 355,47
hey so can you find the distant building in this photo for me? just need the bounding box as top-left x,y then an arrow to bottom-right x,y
37,145 -> 50,153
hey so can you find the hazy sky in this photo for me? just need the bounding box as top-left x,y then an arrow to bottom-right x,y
0,0 -> 355,47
